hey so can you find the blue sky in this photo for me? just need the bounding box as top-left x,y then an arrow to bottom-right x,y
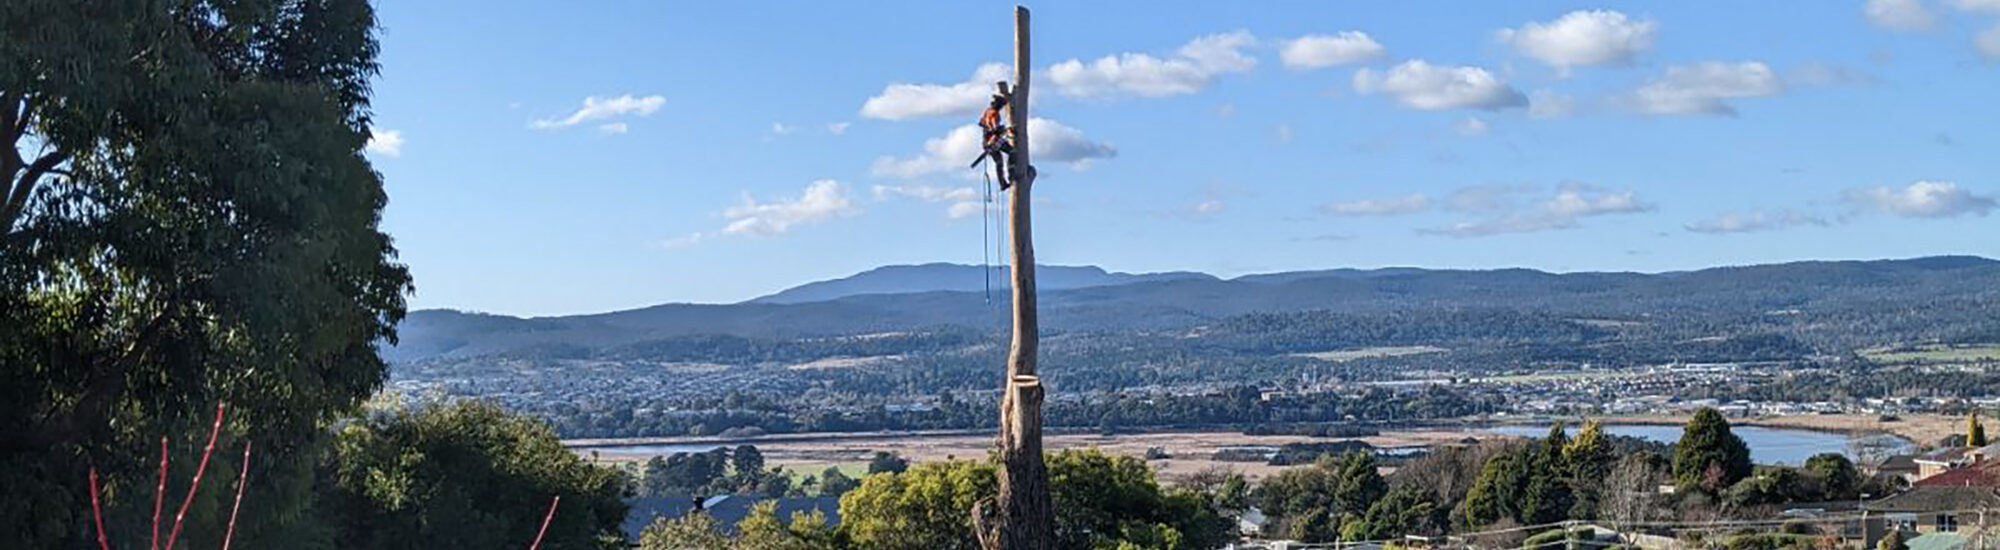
367,0 -> 2000,316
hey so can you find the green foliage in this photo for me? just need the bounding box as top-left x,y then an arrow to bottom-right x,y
1877,529 -> 1909,550
735,501 -> 841,550
1,1 -> 410,546
1216,474 -> 1249,511
1255,451 -> 1386,533
836,451 -> 1231,550
639,511 -> 731,550
1341,485 -> 1438,542
1801,453 -> 1857,499
1563,420 -> 1615,518
1969,413 -> 1987,447
1289,508 -> 1337,543
1719,533 -> 1818,550
838,460 -> 996,550
1673,408 -> 1753,493
320,401 -> 629,550
1522,425 -> 1573,525
817,466 -> 860,497
1459,448 -> 1527,527
867,451 -> 910,474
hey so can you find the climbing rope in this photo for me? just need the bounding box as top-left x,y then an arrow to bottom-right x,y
981,166 -> 993,304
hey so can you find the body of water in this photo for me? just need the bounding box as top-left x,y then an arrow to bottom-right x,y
1485,424 -> 1914,465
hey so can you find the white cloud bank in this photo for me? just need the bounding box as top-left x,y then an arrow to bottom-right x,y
1322,193 -> 1433,216
662,180 -> 860,249
1625,61 -> 1782,116
531,94 -> 664,130
1498,10 -> 1656,73
860,63 -> 1011,121
1280,32 -> 1386,70
870,118 -> 1116,179
1046,31 -> 1257,98
873,184 -> 986,220
1424,184 -> 1652,237
1866,0 -> 1937,31
1844,180 -> 1997,218
1353,60 -> 1528,111
1685,210 -> 1828,234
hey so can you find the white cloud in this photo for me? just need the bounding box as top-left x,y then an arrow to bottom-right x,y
597,123 -> 629,135
1950,0 -> 2000,13
1529,90 -> 1577,118
1215,103 -> 1236,118
365,129 -> 403,157
660,180 -> 862,249
1274,124 -> 1294,144
770,122 -> 794,136
1498,10 -> 1656,73
1423,183 -> 1652,237
1843,180 -> 1997,218
1456,117 -> 1491,136
1979,24 -> 2000,60
827,122 -> 852,135
946,202 -> 986,220
1280,32 -> 1386,70
1193,200 -> 1226,215
1046,31 -> 1257,98
860,63 -> 1010,121
870,118 -> 1116,179
1178,31 -> 1259,73
720,180 -> 859,237
872,184 -> 980,202
1867,0 -> 1937,31
1353,60 -> 1528,111
531,94 -> 664,130
1685,210 -> 1829,234
874,184 -> 985,219
1323,193 -> 1432,216
1625,61 -> 1782,116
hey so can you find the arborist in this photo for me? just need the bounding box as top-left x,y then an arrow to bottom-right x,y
970,82 -> 1015,190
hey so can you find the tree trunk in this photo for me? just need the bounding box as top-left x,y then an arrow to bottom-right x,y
993,5 -> 1054,550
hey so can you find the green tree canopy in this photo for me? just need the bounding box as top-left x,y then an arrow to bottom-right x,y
320,400 -> 630,550
1673,408 -> 1753,493
1,1 -> 409,546
839,451 -> 1231,550
1969,413 -> 1987,447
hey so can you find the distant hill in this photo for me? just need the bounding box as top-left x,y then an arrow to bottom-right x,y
748,263 -> 1216,304
383,256 -> 2000,365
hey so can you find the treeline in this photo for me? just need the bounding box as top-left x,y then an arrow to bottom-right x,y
542,384 -> 1497,439
638,449 -> 1237,550
1241,409 -> 1903,547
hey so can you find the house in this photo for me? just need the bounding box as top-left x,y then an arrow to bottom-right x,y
1861,461 -> 2000,548
620,495 -> 842,543
1912,443 -> 2000,481
1877,454 -> 1920,484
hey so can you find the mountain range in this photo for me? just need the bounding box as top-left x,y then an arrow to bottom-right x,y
384,256 -> 2000,365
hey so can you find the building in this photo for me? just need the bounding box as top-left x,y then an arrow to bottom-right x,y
1862,461 -> 2000,548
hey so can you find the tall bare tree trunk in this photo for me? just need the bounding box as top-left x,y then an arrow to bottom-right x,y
993,5 -> 1054,550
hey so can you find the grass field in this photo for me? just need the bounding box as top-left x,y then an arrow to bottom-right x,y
1292,345 -> 1446,362
1862,343 -> 2000,364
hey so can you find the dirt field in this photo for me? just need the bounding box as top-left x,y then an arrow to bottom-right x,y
585,428 -> 1499,482
577,413 -> 1943,483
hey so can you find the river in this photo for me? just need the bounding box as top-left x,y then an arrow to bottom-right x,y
1484,424 -> 1914,465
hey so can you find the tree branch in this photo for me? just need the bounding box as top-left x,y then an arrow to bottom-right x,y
1,150 -> 69,232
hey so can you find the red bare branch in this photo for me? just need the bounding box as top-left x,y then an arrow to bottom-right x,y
527,495 -> 561,550
89,468 -> 111,550
164,403 -> 227,550
151,438 -> 168,550
221,440 -> 252,550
